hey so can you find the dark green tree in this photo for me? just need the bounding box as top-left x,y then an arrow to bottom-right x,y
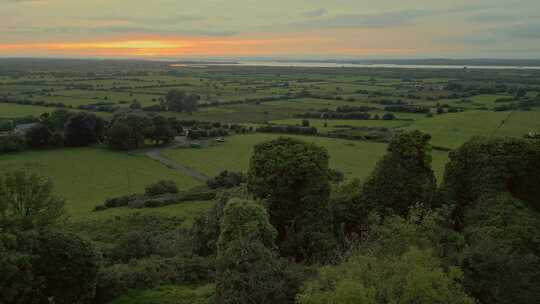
462,193 -> 540,304
32,230 -> 100,304
106,121 -> 131,150
43,109 -> 71,131
64,112 -> 104,147
0,170 -> 65,230
247,137 -> 336,262
150,115 -> 174,145
107,114 -> 155,150
359,130 -> 436,217
216,199 -> 299,304
165,89 -> 200,113
439,137 -> 540,225
25,123 -> 52,148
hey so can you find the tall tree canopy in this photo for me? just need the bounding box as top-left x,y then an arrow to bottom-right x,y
359,130 -> 437,216
64,112 -> 104,147
0,170 -> 65,230
439,137 -> 540,225
164,89 -> 200,113
247,137 -> 336,262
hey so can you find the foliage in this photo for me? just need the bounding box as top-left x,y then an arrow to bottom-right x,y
64,112 -> 104,147
107,121 -> 133,150
150,115 -> 174,145
0,228 -> 98,304
257,124 -> 318,135
0,230 -> 44,304
297,208 -> 472,304
107,114 -> 155,150
95,256 -> 214,303
145,179 -> 179,196
359,130 -> 436,217
206,171 -> 246,189
0,170 -> 65,230
461,193 -> 540,304
25,123 -> 52,148
439,137 -> 540,225
110,284 -> 215,304
217,199 -> 277,250
0,133 -> 26,153
164,89 -> 200,113
191,187 -> 248,257
216,199 -> 305,304
31,230 -> 100,304
247,137 -> 337,262
298,247 -> 472,304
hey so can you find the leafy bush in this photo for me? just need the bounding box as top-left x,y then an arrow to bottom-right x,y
257,125 -> 318,135
0,133 -> 26,153
207,171 -> 246,189
297,208 -> 472,304
145,180 -> 179,196
95,256 -> 213,303
462,193 -> 540,304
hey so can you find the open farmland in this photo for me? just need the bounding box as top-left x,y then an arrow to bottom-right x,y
1,60 -> 539,218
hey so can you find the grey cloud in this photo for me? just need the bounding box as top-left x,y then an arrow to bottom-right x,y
290,9 -> 432,30
303,8 -> 327,18
497,23 -> 540,38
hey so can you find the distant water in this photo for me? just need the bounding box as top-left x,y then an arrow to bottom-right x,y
171,61 -> 540,70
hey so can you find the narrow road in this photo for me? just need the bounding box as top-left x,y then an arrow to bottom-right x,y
145,147 -> 210,182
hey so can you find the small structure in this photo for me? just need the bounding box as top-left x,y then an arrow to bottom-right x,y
215,137 -> 225,143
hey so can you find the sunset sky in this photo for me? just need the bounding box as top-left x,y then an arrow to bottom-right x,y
1,0 -> 539,59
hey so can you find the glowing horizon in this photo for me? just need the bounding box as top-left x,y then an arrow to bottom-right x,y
1,0 -> 539,59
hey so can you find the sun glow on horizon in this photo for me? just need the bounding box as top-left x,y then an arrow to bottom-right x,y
0,30 -> 427,58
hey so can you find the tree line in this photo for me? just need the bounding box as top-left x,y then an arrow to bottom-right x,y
1,131 -> 539,303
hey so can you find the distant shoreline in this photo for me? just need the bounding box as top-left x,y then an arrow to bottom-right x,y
171,60 -> 540,70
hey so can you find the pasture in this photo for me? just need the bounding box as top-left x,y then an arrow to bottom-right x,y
0,147 -> 200,217
1,61 -> 539,219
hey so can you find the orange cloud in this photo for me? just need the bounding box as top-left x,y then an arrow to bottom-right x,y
0,29 -> 434,58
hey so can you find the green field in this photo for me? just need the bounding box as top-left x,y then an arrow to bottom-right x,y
0,103 -> 55,118
0,147 -> 200,217
111,285 -> 214,304
163,133 -> 449,182
1,62 -> 539,220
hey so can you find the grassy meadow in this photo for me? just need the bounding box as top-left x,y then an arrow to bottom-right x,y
1,63 -> 539,220
0,147 -> 200,218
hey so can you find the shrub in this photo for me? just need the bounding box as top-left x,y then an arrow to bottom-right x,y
95,256 -> 213,303
145,180 -> 179,196
31,230 -> 100,304
256,125 -> 318,135
462,193 -> 540,304
207,171 -> 246,189
0,133 -> 26,153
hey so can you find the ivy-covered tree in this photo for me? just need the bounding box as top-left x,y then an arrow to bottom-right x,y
247,137 -> 336,262
462,193 -> 540,304
359,130 -> 436,217
439,137 -> 540,225
216,199 -> 287,304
